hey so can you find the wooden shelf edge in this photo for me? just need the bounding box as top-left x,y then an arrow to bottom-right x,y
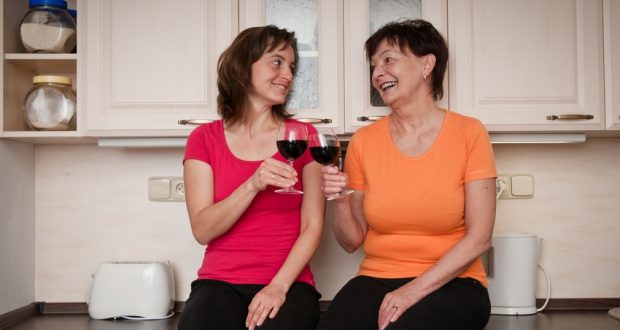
5,53 -> 77,60
1,132 -> 97,145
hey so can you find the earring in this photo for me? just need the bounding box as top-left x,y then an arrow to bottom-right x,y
423,74 -> 427,80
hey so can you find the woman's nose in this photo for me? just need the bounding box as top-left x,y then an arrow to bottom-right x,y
281,66 -> 293,80
371,65 -> 384,80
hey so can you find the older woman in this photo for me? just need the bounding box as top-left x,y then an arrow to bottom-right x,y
317,19 -> 497,330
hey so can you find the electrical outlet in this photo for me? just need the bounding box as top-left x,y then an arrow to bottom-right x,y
170,178 -> 185,201
496,176 -> 511,199
148,177 -> 185,202
496,174 -> 534,199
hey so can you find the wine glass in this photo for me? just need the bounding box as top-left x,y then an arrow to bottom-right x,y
275,121 -> 308,194
308,129 -> 353,200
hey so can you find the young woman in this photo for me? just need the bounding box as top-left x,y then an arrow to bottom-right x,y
179,25 -> 324,330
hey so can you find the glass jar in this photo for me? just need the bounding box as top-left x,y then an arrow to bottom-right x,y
24,75 -> 77,131
19,0 -> 77,53
68,8 -> 77,53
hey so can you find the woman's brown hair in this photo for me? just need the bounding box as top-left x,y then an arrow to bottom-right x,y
217,25 -> 298,126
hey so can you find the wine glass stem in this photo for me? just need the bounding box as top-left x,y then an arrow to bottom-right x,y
337,155 -> 344,171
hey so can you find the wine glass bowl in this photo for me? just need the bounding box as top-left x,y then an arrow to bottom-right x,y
275,121 -> 308,194
308,129 -> 353,200
309,131 -> 341,166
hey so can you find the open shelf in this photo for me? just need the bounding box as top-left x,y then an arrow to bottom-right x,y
2,0 -> 80,141
5,53 -> 77,73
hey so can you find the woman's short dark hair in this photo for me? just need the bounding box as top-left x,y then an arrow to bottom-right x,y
217,25 -> 298,126
365,19 -> 448,101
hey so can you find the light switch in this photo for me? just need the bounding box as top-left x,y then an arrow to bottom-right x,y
148,177 -> 171,200
511,175 -> 534,197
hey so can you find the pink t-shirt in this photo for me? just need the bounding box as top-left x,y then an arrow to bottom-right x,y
184,119 -> 317,286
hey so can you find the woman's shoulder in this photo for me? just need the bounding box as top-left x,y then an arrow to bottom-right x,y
190,119 -> 223,134
446,111 -> 486,131
187,119 -> 224,142
353,116 -> 390,139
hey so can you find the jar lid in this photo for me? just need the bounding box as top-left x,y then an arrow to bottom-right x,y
29,0 -> 68,9
33,75 -> 72,85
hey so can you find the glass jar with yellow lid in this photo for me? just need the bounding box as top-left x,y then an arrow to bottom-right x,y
23,75 -> 76,130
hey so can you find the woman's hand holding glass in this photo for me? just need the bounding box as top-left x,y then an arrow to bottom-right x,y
310,129 -> 353,200
249,158 -> 298,192
320,165 -> 353,201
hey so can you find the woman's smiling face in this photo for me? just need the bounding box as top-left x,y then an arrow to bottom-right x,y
248,43 -> 296,108
370,39 -> 430,107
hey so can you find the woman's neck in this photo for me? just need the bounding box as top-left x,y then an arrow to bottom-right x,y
228,104 -> 279,138
390,99 -> 442,134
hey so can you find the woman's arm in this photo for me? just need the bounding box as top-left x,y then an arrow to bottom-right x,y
332,191 -> 367,253
378,177 -> 496,329
321,166 -> 368,253
245,161 -> 326,330
184,158 -> 298,245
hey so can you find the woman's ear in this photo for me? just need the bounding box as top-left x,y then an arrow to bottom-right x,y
424,54 -> 437,76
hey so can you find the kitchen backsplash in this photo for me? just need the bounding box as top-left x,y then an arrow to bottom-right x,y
30,138 -> 620,302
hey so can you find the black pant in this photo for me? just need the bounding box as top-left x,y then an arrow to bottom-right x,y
317,276 -> 491,330
177,279 -> 321,330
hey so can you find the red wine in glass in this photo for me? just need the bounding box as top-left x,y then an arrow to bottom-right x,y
308,129 -> 353,200
310,145 -> 341,165
275,121 -> 308,194
277,140 -> 308,161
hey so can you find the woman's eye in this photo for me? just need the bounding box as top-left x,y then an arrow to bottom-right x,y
272,59 -> 282,67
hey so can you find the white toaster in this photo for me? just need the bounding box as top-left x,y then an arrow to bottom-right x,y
88,261 -> 175,320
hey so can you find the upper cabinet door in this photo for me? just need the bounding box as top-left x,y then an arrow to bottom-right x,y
344,0 -> 448,133
240,0 -> 344,133
83,0 -> 237,136
605,0 -> 620,130
449,0 -> 604,131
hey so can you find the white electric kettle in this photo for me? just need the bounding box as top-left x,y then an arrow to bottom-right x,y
485,232 -> 551,315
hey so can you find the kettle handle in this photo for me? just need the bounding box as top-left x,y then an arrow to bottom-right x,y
536,264 -> 551,312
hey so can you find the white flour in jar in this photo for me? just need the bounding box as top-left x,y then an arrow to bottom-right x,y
20,23 -> 76,53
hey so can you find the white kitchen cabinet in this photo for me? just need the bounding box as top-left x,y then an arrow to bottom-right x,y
448,0 -> 604,132
239,0 -> 343,132
1,0 -> 80,141
605,0 -> 620,130
345,0 -> 448,132
83,0 -> 237,136
241,0 -> 446,134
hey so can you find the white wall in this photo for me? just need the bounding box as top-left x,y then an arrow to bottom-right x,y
493,138 -> 620,298
33,138 -> 620,303
0,140 -> 35,314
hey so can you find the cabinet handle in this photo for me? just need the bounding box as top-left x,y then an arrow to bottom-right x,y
545,114 -> 594,121
178,119 -> 214,125
357,116 -> 384,122
297,118 -> 333,124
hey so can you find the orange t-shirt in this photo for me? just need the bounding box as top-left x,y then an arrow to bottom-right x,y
345,111 -> 497,286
